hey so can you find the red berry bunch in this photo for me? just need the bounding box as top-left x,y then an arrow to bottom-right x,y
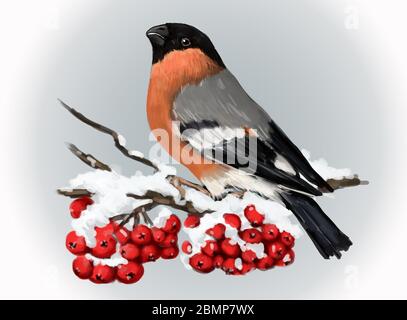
183,205 -> 296,275
65,197 -> 181,284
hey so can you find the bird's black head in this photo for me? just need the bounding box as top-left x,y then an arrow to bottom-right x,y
146,23 -> 225,68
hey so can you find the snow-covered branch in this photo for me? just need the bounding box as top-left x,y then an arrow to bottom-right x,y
57,100 -> 367,224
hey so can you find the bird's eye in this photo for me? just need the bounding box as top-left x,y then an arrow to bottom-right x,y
180,37 -> 191,47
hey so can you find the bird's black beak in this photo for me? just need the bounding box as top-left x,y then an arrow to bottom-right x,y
146,24 -> 169,47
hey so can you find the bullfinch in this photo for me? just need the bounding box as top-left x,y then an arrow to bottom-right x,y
145,23 -> 352,259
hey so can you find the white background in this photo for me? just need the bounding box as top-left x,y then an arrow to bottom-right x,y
0,0 -> 406,299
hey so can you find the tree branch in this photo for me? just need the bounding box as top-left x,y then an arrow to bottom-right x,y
59,99 -> 159,171
59,99 -> 214,194
66,143 -> 111,171
167,175 -> 211,196
326,175 -> 368,191
57,188 -> 93,198
57,101 -> 368,219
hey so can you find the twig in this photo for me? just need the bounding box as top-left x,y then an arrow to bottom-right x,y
66,143 -> 111,171
59,100 -> 216,195
59,99 -> 159,171
167,176 -> 186,199
168,175 -> 210,196
57,188 -> 93,198
326,175 -> 369,191
110,214 -> 129,221
118,202 -> 156,227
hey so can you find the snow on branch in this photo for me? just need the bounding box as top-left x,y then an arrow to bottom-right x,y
66,143 -> 111,172
57,100 -> 367,238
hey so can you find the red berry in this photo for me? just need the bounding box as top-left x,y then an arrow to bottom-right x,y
256,256 -> 274,270
120,243 -> 140,260
220,238 -> 241,258
280,231 -> 295,248
261,224 -> 280,241
116,262 -> 144,284
140,244 -> 161,263
201,240 -> 219,257
267,241 -> 287,260
189,253 -> 214,273
95,222 -> 116,237
240,262 -> 255,275
276,249 -> 295,266
240,228 -> 262,244
213,255 -> 224,268
69,196 -> 93,219
244,204 -> 265,226
65,231 -> 88,255
151,227 -> 166,244
72,256 -> 93,279
162,214 -> 181,234
184,215 -> 200,228
223,213 -> 241,229
222,258 -> 238,275
114,226 -> 130,245
90,264 -> 115,284
181,241 -> 193,254
131,224 -> 152,246
241,249 -> 257,263
91,234 -> 117,258
206,223 -> 226,240
160,233 -> 178,248
161,246 -> 179,259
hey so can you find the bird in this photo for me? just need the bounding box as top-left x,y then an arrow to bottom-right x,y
145,22 -> 352,259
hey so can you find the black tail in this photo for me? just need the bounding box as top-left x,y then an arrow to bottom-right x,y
280,191 -> 352,259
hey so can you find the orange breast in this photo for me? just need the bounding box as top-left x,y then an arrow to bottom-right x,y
146,48 -> 224,179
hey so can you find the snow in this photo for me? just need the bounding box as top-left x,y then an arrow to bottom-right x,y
84,242 -> 127,267
63,148 -> 355,270
302,149 -> 352,180
235,258 -> 242,270
69,168 -> 180,247
243,243 -> 266,259
86,252 -> 127,267
117,134 -> 127,147
153,207 -> 173,228
128,150 -> 144,159
152,161 -> 177,176
86,156 -> 96,168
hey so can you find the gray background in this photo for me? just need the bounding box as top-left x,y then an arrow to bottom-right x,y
12,0 -> 391,298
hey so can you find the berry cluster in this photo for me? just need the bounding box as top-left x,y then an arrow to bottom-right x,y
65,197 -> 181,284
183,204 -> 295,275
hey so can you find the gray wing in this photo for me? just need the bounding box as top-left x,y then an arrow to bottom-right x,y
172,69 -> 332,195
173,70 -> 272,140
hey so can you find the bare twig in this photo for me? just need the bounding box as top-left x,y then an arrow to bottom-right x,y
326,175 -> 369,191
66,143 -> 111,171
59,99 -> 159,171
167,176 -> 186,199
168,175 -> 210,196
